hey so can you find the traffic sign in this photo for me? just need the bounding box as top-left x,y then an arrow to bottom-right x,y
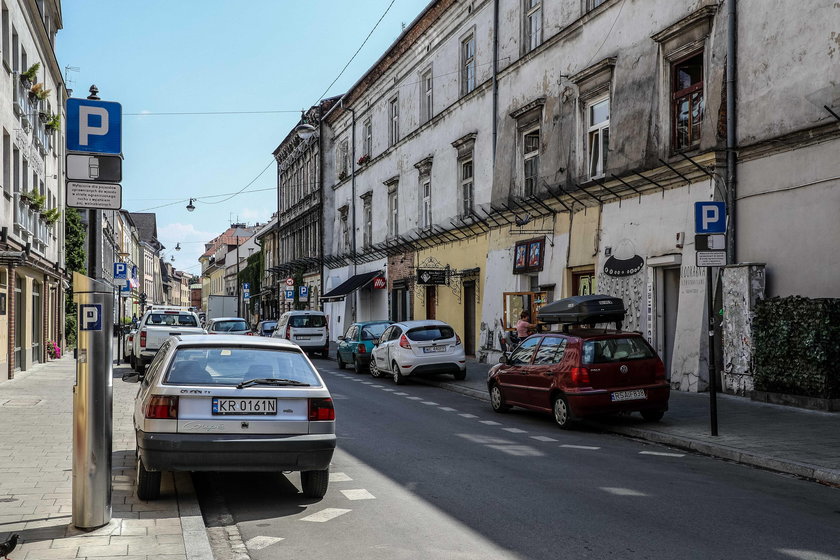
67,154 -> 122,182
66,98 -> 122,154
696,251 -> 727,267
285,278 -> 294,287
284,289 -> 294,299
694,201 -> 726,234
299,285 -> 309,301
113,262 -> 128,280
66,181 -> 122,210
79,304 -> 103,331
242,282 -> 250,290
695,234 -> 726,251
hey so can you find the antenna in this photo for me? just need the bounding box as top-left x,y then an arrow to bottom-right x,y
64,65 -> 79,96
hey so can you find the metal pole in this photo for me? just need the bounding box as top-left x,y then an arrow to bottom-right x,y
726,0 -> 738,264
236,240 -> 241,317
72,271 -> 113,529
707,267 -> 719,436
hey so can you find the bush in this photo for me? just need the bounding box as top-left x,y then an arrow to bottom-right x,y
752,296 -> 840,399
65,314 -> 77,349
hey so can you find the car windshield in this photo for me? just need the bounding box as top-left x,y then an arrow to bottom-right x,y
147,313 -> 198,327
583,337 -> 655,364
289,315 -> 326,328
360,323 -> 389,340
261,321 -> 277,332
164,347 -> 322,386
407,325 -> 455,341
212,320 -> 249,332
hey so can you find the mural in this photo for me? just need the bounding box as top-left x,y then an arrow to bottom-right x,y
598,239 -> 645,332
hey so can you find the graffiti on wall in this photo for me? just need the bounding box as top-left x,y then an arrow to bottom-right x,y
598,239 -> 645,331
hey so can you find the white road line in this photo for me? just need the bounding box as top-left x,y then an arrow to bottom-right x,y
438,407 -> 457,412
361,381 -> 373,385
329,472 -> 353,482
530,436 -> 558,442
479,420 -> 501,426
301,508 -> 352,522
381,388 -> 395,392
421,401 -> 439,405
406,396 -> 422,400
245,536 -> 284,550
561,444 -> 601,450
639,450 -> 685,457
394,392 -> 409,396
340,489 -> 376,500
370,384 -> 384,388
600,487 -> 648,496
459,413 -> 478,418
502,428 -> 527,433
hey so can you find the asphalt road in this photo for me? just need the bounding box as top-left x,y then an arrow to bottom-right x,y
196,357 -> 840,560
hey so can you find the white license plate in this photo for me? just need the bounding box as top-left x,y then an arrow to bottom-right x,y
212,398 -> 277,415
296,335 -> 310,340
423,346 -> 446,353
611,389 -> 646,402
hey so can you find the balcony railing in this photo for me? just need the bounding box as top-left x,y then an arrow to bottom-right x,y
13,192 -> 35,235
13,74 -> 35,128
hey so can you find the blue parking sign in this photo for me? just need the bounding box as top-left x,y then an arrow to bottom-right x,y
284,289 -> 295,299
67,98 -> 122,154
113,262 -> 127,280
79,304 -> 102,331
694,202 -> 726,234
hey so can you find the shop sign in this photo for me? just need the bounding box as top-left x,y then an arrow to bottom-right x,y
603,255 -> 644,277
416,268 -> 447,285
372,276 -> 387,289
513,237 -> 545,274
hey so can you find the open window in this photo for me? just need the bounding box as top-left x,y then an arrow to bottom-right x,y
501,291 -> 548,331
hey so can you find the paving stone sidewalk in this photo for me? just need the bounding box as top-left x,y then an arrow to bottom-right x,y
0,356 -> 211,560
415,357 -> 840,486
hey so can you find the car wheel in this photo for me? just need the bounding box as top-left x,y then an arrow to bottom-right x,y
300,469 -> 329,499
490,384 -> 511,413
392,362 -> 406,385
353,355 -> 364,374
336,353 -> 346,369
553,395 -> 572,429
370,360 -> 383,378
129,355 -> 136,370
136,456 -> 161,501
453,369 -> 466,381
135,358 -> 146,376
641,409 -> 665,422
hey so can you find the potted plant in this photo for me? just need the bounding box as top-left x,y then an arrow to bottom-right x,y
357,154 -> 371,166
29,82 -> 51,101
20,62 -> 40,86
338,170 -> 348,181
28,189 -> 45,211
42,208 -> 61,226
46,113 -> 60,132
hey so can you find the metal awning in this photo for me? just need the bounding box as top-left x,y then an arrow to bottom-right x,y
320,270 -> 383,302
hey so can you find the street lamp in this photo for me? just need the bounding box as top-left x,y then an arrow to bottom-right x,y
186,198 -> 196,212
175,242 -> 181,251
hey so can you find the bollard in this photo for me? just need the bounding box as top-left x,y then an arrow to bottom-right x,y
72,271 -> 113,529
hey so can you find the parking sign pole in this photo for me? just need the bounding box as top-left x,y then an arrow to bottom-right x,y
707,267 -> 719,436
72,272 -> 113,529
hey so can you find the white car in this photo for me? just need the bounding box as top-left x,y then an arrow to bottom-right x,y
205,317 -> 251,335
370,320 -> 467,384
131,335 -> 336,501
273,311 -> 329,357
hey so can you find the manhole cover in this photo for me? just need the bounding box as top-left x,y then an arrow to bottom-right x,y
2,398 -> 43,407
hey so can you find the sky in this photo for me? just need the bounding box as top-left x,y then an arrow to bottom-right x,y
56,0 -> 432,275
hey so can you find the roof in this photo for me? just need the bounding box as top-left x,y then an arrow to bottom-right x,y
171,335 -> 300,350
129,213 -> 159,243
200,225 -> 259,258
392,320 -> 450,328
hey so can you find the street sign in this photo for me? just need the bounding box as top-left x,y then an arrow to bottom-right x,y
696,251 -> 728,267
79,304 -> 103,331
299,285 -> 309,301
67,154 -> 122,182
66,181 -> 122,210
285,277 -> 294,287
113,262 -> 128,280
416,268 -> 447,285
66,98 -> 122,154
242,282 -> 250,290
120,280 -> 131,293
695,234 -> 726,251
694,201 -> 726,234
284,289 -> 295,299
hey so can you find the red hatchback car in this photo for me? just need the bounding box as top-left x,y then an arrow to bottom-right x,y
487,329 -> 670,428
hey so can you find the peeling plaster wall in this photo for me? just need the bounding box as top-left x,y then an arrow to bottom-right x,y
721,264 -> 765,395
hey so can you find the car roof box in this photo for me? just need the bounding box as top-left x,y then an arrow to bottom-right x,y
537,295 -> 625,326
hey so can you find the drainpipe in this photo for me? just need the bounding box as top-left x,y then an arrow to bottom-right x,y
318,106 -> 325,311
340,99 -> 357,322
726,0 -> 737,264
492,0 -> 499,163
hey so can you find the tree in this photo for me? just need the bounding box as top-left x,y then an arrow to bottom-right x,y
64,208 -> 86,346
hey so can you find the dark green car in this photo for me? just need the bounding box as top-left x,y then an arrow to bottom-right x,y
336,321 -> 393,374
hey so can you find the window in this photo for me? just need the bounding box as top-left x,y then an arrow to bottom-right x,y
420,69 -> 433,124
388,188 -> 398,238
523,128 -> 539,196
421,179 -> 432,229
672,51 -> 704,150
534,337 -> 567,365
460,159 -> 474,217
339,206 -> 350,252
362,195 -> 372,248
509,337 -> 540,365
461,34 -> 476,95
2,5 -> 9,69
588,97 -> 609,179
587,0 -> 608,10
524,0 -> 542,53
389,96 -> 399,146
337,139 -> 349,178
362,119 -> 372,159
2,130 -> 9,196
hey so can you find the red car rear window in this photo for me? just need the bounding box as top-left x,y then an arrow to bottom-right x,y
582,337 -> 655,364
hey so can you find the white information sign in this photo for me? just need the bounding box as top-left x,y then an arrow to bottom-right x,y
696,251 -> 727,267
66,181 -> 122,210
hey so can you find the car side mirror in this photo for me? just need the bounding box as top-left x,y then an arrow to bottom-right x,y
121,371 -> 139,383
499,352 -> 510,364
337,335 -> 345,341
373,337 -> 380,346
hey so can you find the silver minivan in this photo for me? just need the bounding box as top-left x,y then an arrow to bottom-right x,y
273,310 -> 329,357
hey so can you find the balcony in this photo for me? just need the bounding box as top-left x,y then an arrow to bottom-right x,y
13,192 -> 36,236
13,74 -> 35,129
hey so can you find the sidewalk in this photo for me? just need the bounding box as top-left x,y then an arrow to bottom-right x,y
0,356 -> 212,560
414,356 -> 840,486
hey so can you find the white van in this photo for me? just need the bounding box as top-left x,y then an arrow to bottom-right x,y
273,310 -> 329,357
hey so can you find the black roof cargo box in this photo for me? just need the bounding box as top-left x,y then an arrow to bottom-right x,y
537,295 -> 625,325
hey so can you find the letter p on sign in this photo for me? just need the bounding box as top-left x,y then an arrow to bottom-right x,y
66,98 -> 122,155
79,304 -> 102,331
694,201 -> 726,234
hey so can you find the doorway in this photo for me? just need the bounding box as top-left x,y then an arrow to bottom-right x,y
425,286 -> 436,319
31,281 -> 41,364
661,268 -> 680,379
463,281 -> 475,356
14,277 -> 22,370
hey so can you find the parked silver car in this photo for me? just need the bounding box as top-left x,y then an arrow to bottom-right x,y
370,320 -> 467,384
131,335 -> 336,500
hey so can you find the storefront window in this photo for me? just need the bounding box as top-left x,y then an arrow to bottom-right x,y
502,291 -> 548,330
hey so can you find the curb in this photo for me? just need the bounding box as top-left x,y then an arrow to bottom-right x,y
414,377 -> 840,487
174,472 -> 216,560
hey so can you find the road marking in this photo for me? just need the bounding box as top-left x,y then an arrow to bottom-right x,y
487,444 -> 545,456
394,392 -> 408,396
479,420 -> 501,425
370,384 -> 384,388
639,451 -> 685,457
561,444 -> 601,450
340,489 -> 376,500
600,487 -> 648,496
301,508 -> 351,522
530,436 -> 558,442
421,401 -> 439,405
406,396 -> 422,400
329,472 -> 353,482
502,428 -> 527,433
361,381 -> 373,385
459,413 -> 478,418
245,536 -> 284,550
381,388 -> 395,392
438,407 -> 457,412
